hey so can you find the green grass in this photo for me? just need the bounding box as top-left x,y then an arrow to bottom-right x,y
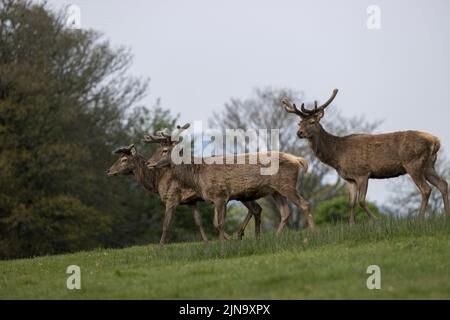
1,216 -> 450,299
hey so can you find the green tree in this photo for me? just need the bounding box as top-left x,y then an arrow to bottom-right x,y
0,0 -> 208,258
0,195 -> 111,256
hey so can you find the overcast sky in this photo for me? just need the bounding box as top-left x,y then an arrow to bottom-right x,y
47,0 -> 450,204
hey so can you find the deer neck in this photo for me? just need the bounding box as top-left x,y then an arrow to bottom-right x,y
132,155 -> 160,193
171,162 -> 200,191
307,125 -> 340,169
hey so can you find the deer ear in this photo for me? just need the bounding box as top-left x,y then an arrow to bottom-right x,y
114,147 -> 131,155
130,144 -> 137,155
315,110 -> 324,120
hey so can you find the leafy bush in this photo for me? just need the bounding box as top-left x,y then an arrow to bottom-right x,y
1,195 -> 111,258
313,196 -> 381,225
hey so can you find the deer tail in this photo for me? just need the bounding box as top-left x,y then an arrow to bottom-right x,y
432,137 -> 441,156
296,157 -> 308,173
427,136 -> 441,166
295,157 -> 308,192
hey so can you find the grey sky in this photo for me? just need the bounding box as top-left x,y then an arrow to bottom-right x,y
48,0 -> 450,204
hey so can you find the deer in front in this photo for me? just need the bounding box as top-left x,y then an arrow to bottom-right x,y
144,124 -> 313,248
106,143 -> 263,244
282,89 -> 449,223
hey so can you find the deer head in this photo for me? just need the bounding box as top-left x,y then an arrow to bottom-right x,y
143,124 -> 190,169
106,144 -> 138,176
282,89 -> 338,139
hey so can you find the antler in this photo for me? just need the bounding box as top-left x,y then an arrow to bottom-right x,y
301,89 -> 339,115
157,128 -> 171,138
281,98 -> 306,117
282,89 -> 338,117
142,132 -> 168,144
316,88 -> 338,110
142,124 -> 190,144
113,144 -> 135,154
172,123 -> 190,142
300,103 -> 316,116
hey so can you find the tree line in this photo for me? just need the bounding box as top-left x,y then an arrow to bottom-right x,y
0,1 -> 218,259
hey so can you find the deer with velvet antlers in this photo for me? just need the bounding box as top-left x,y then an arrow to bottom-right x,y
106,143 -> 264,245
143,124 -> 314,247
282,89 -> 449,223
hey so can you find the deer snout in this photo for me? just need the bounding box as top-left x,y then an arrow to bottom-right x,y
297,129 -> 305,138
106,169 -> 115,176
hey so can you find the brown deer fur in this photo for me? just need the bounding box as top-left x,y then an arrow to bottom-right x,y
146,134 -> 313,247
282,89 -> 449,223
106,145 -> 264,244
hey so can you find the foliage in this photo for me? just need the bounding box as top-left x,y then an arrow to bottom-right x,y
313,196 -> 381,225
0,0 -> 216,259
0,195 -> 111,257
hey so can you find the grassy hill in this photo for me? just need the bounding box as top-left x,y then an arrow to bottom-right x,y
1,216 -> 450,299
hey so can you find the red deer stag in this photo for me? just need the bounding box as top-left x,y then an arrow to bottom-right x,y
282,89 -> 449,223
142,127 -> 295,240
144,124 -> 313,247
106,143 -> 264,245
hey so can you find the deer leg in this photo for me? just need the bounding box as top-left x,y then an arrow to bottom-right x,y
408,172 -> 432,220
222,203 -> 232,240
236,210 -> 253,240
274,193 -> 291,234
213,206 -> 231,240
214,199 -> 227,251
251,202 -> 262,240
160,202 -> 178,246
425,167 -> 449,217
279,189 -> 314,231
213,206 -> 218,228
188,203 -> 208,243
356,178 -> 377,221
239,201 -> 262,240
296,194 -> 314,231
347,181 -> 357,226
